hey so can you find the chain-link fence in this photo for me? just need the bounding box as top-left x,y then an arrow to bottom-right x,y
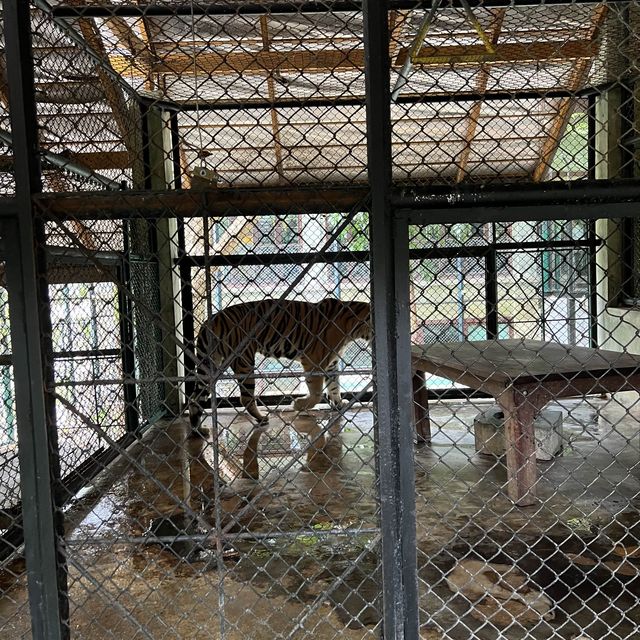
1,1 -> 640,639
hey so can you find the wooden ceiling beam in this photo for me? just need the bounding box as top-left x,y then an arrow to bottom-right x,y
260,14 -> 285,182
138,12 -> 162,90
53,150 -> 131,171
35,185 -> 371,219
148,48 -> 366,76
74,17 -> 139,161
103,16 -> 153,77
402,40 -> 597,67
532,5 -> 607,181
34,81 -> 106,104
455,9 -> 506,183
153,36 -> 363,50
104,38 -> 595,78
388,9 -> 410,61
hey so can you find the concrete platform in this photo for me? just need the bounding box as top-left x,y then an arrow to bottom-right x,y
0,394 -> 639,639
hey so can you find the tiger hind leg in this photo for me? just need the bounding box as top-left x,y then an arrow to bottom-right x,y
188,379 -> 210,436
233,358 -> 268,425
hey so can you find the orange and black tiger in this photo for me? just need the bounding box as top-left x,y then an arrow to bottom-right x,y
188,298 -> 371,429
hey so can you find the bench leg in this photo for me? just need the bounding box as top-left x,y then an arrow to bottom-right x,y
498,388 -> 542,507
412,371 -> 431,445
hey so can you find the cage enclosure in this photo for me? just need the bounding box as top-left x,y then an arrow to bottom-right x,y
1,1 -> 640,639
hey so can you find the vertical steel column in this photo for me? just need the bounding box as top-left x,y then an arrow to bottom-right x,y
588,220 -> 599,348
3,1 -> 68,638
618,6 -> 636,301
169,111 -> 183,190
145,107 -> 181,415
363,1 -> 419,638
587,96 -> 599,348
118,254 -> 140,433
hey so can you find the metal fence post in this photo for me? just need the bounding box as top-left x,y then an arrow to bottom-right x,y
364,1 -> 420,638
3,1 -> 68,638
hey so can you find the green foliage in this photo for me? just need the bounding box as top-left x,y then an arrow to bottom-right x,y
551,110 -> 589,178
330,212 -> 369,251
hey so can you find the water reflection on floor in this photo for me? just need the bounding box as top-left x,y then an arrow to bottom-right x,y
1,394 -> 639,639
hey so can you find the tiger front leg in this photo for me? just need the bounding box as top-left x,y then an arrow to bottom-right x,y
325,361 -> 344,411
293,361 -> 324,412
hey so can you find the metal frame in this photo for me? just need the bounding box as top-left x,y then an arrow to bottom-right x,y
35,177 -> 640,222
2,1 -> 67,637
142,88 -> 595,113
364,0 -> 419,637
51,0 -> 624,18
394,179 -> 640,216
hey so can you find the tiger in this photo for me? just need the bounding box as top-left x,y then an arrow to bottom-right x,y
188,298 -> 372,430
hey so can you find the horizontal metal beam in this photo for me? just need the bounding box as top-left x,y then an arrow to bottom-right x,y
178,237 -> 598,268
36,178 -> 640,223
195,386 -> 493,411
392,178 -> 640,215
402,203 -> 640,225
179,250 -> 370,267
52,0 -> 622,18
53,1 -> 364,16
145,88 -> 588,114
53,348 -> 119,359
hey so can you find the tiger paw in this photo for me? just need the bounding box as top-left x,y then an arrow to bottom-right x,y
293,397 -> 319,412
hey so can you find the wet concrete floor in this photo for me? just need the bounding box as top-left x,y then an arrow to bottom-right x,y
0,394 -> 639,639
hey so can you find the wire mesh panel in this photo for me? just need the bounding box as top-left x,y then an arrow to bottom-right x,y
405,212 -> 640,638
21,0 -> 385,626
27,198 -> 382,639
389,3 -> 640,637
389,3 -> 609,184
